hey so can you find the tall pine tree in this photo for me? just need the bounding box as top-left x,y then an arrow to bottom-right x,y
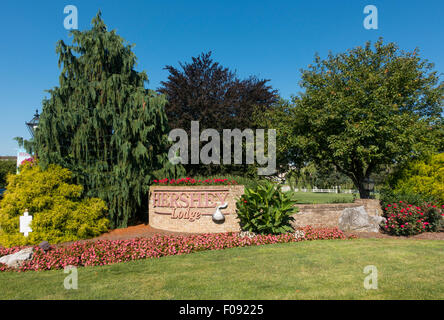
36,12 -> 183,228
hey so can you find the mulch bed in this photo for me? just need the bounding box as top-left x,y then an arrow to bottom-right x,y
56,224 -> 191,247
95,224 -> 191,240
88,224 -> 444,241
2,224 -> 443,249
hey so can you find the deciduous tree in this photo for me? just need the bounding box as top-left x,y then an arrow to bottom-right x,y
292,39 -> 443,198
159,52 -> 278,176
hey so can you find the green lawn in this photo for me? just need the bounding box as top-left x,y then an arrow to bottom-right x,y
289,191 -> 357,204
0,239 -> 443,299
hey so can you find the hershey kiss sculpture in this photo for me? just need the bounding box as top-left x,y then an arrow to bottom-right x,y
212,203 -> 228,223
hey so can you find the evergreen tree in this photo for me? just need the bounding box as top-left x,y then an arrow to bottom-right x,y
35,12 -> 183,228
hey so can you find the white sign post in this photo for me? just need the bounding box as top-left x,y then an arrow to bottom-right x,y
19,210 -> 33,237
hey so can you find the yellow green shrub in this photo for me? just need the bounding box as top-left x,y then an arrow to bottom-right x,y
392,153 -> 444,204
0,162 -> 109,247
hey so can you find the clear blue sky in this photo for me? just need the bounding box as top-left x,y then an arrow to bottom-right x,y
0,0 -> 443,155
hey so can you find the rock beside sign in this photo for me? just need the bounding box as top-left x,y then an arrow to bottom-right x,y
149,185 -> 244,233
0,247 -> 34,268
338,206 -> 386,233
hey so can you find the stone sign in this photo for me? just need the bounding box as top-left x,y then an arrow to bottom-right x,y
149,185 -> 244,233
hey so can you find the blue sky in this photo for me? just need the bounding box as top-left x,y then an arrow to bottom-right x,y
0,0 -> 443,155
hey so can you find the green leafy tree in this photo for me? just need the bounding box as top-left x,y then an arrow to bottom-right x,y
13,137 -> 35,155
159,52 -> 278,177
0,160 -> 16,189
35,12 -> 183,228
291,39 -> 443,198
253,99 -> 301,176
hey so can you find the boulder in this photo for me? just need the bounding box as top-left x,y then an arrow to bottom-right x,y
339,206 -> 386,233
0,247 -> 34,268
39,241 -> 51,252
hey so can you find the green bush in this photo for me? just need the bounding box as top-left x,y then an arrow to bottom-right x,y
386,153 -> 444,205
382,201 -> 444,236
379,187 -> 437,209
0,162 -> 109,247
422,204 -> 444,232
236,182 -> 298,234
0,160 -> 16,189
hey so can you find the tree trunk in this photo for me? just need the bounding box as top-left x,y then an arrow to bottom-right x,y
357,182 -> 370,199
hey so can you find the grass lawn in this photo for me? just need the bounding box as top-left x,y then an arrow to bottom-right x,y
289,191 -> 357,204
0,238 -> 443,300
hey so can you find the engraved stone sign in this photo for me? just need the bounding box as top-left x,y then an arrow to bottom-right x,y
149,185 -> 244,233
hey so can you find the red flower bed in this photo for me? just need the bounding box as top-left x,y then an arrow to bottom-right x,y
383,201 -> 444,236
153,177 -> 237,185
301,226 -> 355,240
0,227 -> 356,272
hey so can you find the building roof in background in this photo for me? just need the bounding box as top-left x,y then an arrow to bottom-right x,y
0,156 -> 17,161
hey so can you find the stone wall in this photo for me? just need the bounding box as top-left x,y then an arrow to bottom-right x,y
291,199 -> 382,229
149,184 -> 382,233
353,199 -> 383,216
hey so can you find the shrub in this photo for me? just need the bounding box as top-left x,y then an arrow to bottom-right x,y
0,160 -> 16,189
387,153 -> 444,205
236,182 -> 298,234
0,162 -> 109,247
379,187 -> 437,209
422,204 -> 444,231
19,157 -> 37,168
329,197 -> 354,204
382,201 -> 444,236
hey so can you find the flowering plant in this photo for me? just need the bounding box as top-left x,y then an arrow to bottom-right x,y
383,201 -> 444,236
0,227 -> 356,272
19,157 -> 37,168
153,177 -> 237,185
